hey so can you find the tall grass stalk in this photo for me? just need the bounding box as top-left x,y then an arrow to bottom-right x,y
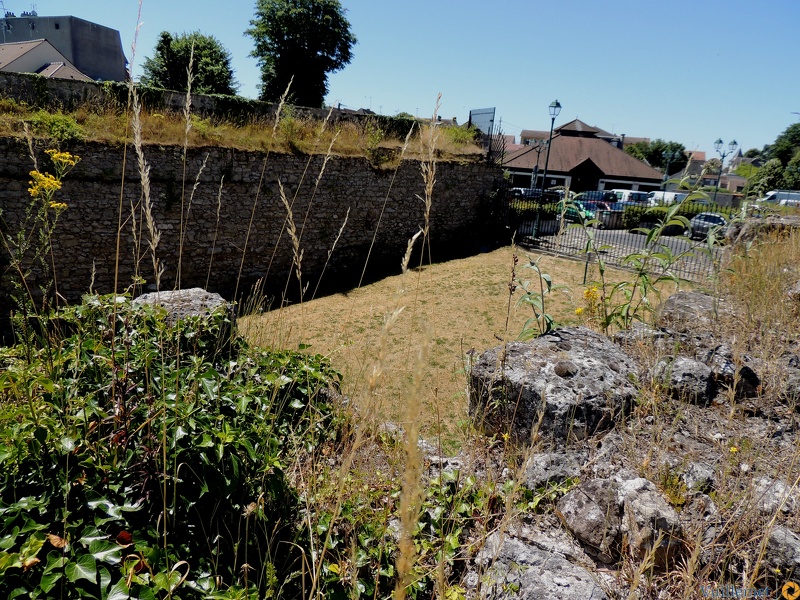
235,77 -> 291,302
310,207 -> 350,300
279,111 -> 337,304
278,179 -> 305,300
205,175 -> 225,289
176,46 -> 195,289
416,94 -> 441,271
357,122 -> 416,288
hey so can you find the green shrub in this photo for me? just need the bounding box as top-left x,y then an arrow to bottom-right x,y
0,294 -> 342,599
441,125 -> 478,146
28,111 -> 85,144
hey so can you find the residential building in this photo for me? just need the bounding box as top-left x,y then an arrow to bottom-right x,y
0,38 -> 91,81
504,119 -> 664,192
0,12 -> 126,81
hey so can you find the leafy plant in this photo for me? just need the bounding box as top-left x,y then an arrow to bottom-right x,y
0,295 -> 342,599
28,111 -> 85,144
441,125 -> 477,147
516,254 -> 563,339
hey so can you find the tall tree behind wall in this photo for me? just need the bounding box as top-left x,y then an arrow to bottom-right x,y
245,0 -> 357,107
141,31 -> 239,95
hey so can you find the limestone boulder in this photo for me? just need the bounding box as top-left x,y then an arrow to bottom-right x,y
555,479 -> 621,563
652,356 -> 715,405
473,531 -> 608,599
469,327 -> 638,444
766,526 -> 800,579
133,288 -> 233,324
654,291 -> 729,333
523,452 -> 585,491
556,478 -> 683,567
618,478 -> 683,566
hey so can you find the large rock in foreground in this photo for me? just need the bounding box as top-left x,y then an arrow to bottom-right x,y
473,530 -> 608,599
133,288 -> 232,324
469,327 -> 638,445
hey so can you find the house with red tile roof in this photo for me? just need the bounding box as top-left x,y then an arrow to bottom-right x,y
504,119 -> 664,192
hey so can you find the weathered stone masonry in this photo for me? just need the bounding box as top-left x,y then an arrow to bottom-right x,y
0,137 -> 501,312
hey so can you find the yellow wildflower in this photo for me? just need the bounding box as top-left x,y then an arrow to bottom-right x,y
49,201 -> 68,210
28,171 -> 62,198
45,149 -> 80,170
729,446 -> 738,453
583,286 -> 600,302
575,307 -> 585,316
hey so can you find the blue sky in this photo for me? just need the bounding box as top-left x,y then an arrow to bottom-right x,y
13,0 -> 800,159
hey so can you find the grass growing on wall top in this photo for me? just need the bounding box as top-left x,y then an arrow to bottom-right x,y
0,97 -> 484,161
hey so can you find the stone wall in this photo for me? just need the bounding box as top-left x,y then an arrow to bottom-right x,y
0,137 -> 502,320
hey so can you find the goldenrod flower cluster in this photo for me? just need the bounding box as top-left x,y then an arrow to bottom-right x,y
583,286 -> 600,303
576,285 -> 602,323
28,171 -> 62,198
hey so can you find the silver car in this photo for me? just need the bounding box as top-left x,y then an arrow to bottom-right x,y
686,212 -> 728,240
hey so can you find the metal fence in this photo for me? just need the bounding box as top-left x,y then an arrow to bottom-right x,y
513,210 -> 727,283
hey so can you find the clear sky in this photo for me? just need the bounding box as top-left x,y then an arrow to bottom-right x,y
11,0 -> 800,159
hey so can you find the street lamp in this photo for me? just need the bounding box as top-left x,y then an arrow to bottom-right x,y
533,100 -> 561,239
540,99 -> 562,196
529,140 -> 546,191
712,138 -> 738,204
662,149 -> 683,191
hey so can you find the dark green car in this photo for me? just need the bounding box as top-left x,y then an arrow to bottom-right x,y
557,200 -> 595,223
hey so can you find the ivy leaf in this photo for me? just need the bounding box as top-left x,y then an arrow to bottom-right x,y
38,569 -> 62,593
106,579 -> 131,600
89,539 -> 122,564
65,553 -> 97,583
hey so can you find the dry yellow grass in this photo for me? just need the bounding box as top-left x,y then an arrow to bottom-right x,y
0,99 -> 484,161
240,245 -> 656,450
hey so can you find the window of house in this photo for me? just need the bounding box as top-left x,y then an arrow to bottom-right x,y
55,23 -> 60,29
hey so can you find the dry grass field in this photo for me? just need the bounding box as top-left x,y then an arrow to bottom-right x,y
240,245 -> 689,451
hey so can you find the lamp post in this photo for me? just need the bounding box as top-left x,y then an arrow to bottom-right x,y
530,140 -> 546,191
712,138 -> 738,204
662,149 -> 683,191
540,100 -> 562,196
533,100 -> 561,239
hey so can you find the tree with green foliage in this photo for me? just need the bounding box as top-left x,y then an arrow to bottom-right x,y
245,0 -> 356,107
767,122 -> 800,165
141,31 -> 238,95
783,152 -> 800,190
750,158 -> 786,197
624,139 -> 687,173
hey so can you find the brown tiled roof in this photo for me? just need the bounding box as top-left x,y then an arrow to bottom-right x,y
0,39 -> 90,81
503,133 -> 664,180
520,129 -> 549,140
0,39 -> 48,69
37,62 -> 91,81
556,119 -> 600,135
687,150 -> 706,161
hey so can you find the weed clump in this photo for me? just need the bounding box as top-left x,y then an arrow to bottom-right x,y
0,295 -> 343,598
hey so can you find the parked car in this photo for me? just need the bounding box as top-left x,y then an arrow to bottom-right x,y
581,200 -> 612,212
611,189 -> 650,204
686,212 -> 728,240
557,200 -> 595,224
510,188 -> 563,202
757,190 -> 800,205
574,190 -> 617,205
647,191 -> 688,205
